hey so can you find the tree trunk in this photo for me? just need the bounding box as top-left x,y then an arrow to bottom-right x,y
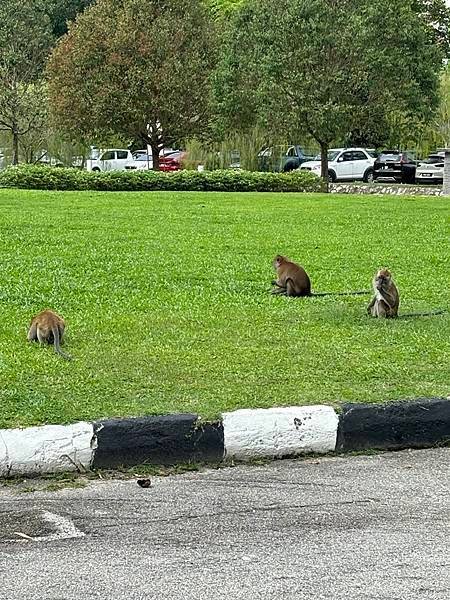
12,125 -> 19,165
151,140 -> 160,171
320,141 -> 329,192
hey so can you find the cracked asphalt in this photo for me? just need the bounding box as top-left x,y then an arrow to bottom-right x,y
0,448 -> 449,600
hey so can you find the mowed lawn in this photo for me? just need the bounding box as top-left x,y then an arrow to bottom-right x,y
0,189 -> 448,428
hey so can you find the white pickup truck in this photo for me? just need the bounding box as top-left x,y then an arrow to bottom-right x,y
86,149 -> 132,172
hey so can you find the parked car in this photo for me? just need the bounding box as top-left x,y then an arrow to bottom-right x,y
124,149 -> 185,172
162,150 -> 186,169
415,152 -> 444,185
373,151 -> 417,184
125,153 -> 153,171
258,145 -> 316,172
87,149 -> 132,172
299,148 -> 376,182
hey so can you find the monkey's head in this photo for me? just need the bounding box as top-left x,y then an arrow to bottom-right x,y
273,255 -> 287,269
375,268 -> 391,290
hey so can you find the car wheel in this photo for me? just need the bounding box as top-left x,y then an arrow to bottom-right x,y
92,167 -> 101,172
363,168 -> 374,183
328,170 -> 336,183
283,162 -> 296,172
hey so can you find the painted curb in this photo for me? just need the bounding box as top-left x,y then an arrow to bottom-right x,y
92,414 -> 224,469
223,405 -> 338,460
336,397 -> 450,452
0,397 -> 448,477
0,422 -> 94,477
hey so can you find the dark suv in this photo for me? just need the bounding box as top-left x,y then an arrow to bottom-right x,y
373,151 -> 417,184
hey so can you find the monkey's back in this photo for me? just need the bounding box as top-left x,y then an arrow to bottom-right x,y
33,309 -> 65,335
283,261 -> 311,296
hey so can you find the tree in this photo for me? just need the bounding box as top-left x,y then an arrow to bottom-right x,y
414,0 -> 450,57
215,0 -> 444,186
207,0 -> 243,18
47,0 -> 216,169
0,0 -> 53,164
44,0 -> 94,37
434,65 -> 450,146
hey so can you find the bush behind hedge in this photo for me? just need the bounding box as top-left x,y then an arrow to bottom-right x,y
0,164 -> 324,193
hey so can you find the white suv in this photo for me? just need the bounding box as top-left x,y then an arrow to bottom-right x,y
299,148 -> 376,182
86,149 -> 133,172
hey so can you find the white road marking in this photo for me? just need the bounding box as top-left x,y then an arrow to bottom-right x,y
33,511 -> 85,542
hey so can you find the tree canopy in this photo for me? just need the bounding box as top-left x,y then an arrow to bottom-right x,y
215,0 -> 444,183
44,0 -> 93,37
414,0 -> 450,57
0,0 -> 53,164
47,0 -> 216,168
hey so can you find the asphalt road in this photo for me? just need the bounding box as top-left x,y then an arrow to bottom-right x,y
0,448 -> 449,600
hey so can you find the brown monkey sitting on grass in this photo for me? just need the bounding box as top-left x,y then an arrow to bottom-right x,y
367,268 -> 399,318
271,255 -> 370,298
367,268 -> 445,319
271,255 -> 311,297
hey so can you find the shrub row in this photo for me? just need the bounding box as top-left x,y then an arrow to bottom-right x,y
0,164 -> 324,193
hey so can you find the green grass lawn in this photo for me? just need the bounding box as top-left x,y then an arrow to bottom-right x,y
0,189 -> 448,428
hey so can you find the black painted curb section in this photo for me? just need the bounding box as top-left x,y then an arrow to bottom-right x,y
92,414 -> 224,468
336,397 -> 450,452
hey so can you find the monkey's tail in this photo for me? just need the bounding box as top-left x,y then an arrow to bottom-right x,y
52,325 -> 72,360
397,309 -> 447,319
311,290 -> 371,297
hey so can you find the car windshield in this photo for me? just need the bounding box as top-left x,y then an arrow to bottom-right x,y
424,155 -> 444,164
379,152 -> 402,161
313,151 -> 340,161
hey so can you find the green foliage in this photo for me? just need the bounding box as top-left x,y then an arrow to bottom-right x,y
215,0 -> 444,181
207,0 -> 243,17
47,0 -> 216,168
184,128 -> 270,171
433,65 -> 450,147
413,0 -> 450,57
0,189 -> 448,428
0,1 -> 53,164
44,0 -> 94,37
228,128 -> 270,171
0,164 -> 324,192
182,138 -> 213,169
376,65 -> 450,155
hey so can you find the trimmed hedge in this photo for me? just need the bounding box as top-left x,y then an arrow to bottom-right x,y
0,164 -> 324,193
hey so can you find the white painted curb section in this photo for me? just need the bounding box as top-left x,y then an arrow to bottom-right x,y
0,422 -> 94,477
223,405 -> 339,460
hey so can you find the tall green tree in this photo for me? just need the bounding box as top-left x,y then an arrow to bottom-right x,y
215,0 -> 444,185
414,0 -> 450,57
0,0 -> 53,164
432,65 -> 450,146
45,0 -> 93,37
47,0 -> 216,169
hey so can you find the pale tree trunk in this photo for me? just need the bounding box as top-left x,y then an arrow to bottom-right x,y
320,141 -> 329,192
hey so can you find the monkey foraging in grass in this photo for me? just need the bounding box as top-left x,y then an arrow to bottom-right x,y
27,309 -> 72,360
271,255 -> 370,297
